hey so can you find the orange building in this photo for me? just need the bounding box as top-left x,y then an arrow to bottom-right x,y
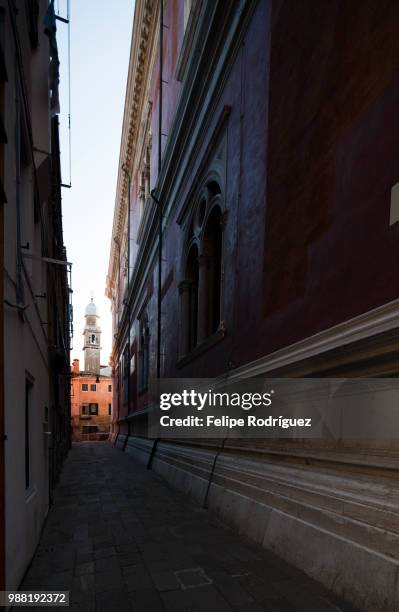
70,300 -> 112,441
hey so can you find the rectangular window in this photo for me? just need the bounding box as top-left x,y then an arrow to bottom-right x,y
108,384 -> 112,392
90,384 -> 96,392
82,384 -> 88,391
108,403 -> 112,416
80,404 -> 88,415
89,403 -> 98,415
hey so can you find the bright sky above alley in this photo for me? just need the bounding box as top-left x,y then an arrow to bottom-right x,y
58,0 -> 135,364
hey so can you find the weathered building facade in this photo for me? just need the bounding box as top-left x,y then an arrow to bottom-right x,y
70,300 -> 112,441
0,0 -> 71,591
106,1 -> 399,609
70,365 -> 113,442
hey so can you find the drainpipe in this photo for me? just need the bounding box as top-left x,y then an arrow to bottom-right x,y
121,164 -> 131,450
0,96 -> 4,599
156,0 -> 163,381
147,0 -> 163,469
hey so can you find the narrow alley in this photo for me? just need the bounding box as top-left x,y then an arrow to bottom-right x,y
18,443 -> 350,612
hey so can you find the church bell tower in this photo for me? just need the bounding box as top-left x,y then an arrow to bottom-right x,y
83,298 -> 101,374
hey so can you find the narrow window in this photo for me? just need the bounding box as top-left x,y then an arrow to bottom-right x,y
90,384 -> 96,392
108,403 -> 112,416
82,383 -> 88,391
108,384 -> 112,392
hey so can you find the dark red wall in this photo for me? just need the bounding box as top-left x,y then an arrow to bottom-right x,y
262,0 -> 399,352
127,0 -> 399,394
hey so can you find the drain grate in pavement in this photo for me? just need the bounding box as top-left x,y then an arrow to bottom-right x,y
174,567 -> 213,590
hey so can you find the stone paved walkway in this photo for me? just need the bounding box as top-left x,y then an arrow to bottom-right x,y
19,442 -> 353,612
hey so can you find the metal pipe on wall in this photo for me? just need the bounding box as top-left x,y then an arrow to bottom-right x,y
157,0 -> 163,380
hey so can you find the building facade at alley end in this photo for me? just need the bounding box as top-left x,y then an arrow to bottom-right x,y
0,0 -> 71,593
106,1 -> 399,610
70,299 -> 112,441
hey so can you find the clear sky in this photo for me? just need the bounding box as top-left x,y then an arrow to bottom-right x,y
57,0 -> 134,366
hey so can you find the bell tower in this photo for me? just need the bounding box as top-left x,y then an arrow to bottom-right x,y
83,297 -> 101,374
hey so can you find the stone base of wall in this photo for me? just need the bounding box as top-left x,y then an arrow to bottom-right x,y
116,436 -> 399,612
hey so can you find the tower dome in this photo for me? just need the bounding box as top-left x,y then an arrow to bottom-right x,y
85,298 -> 98,317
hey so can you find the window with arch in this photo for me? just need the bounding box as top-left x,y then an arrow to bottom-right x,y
179,179 -> 224,357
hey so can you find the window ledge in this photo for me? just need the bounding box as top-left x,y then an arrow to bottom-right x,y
177,325 -> 226,369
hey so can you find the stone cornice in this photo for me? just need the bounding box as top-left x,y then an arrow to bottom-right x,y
106,0 -> 158,298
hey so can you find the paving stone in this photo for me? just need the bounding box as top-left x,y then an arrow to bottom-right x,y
150,570 -> 181,592
185,585 -> 235,612
92,534 -> 114,549
234,603 -> 266,612
236,574 -> 281,603
75,561 -> 95,576
93,546 -> 116,559
161,589 -> 200,611
274,579 -> 343,612
70,575 -> 96,604
69,603 -> 96,612
129,588 -> 165,611
96,589 -> 131,612
45,569 -> 74,589
123,563 -> 154,591
76,551 -> 93,565
95,555 -> 120,573
95,569 -> 124,593
213,576 -> 255,607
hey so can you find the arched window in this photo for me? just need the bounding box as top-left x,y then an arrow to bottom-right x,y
179,178 -> 224,357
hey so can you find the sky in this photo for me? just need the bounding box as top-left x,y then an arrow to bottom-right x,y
57,0 -> 135,366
